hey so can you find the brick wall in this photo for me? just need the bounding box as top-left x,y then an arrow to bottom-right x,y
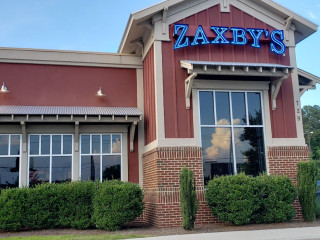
142,147 -> 217,227
268,146 -> 309,220
141,146 -> 309,227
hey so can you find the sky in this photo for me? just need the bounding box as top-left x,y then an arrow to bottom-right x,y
0,0 -> 319,107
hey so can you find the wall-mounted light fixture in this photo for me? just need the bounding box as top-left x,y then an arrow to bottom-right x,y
0,82 -> 9,94
96,87 -> 105,97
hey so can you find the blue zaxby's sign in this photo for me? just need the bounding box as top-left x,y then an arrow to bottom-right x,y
173,24 -> 286,55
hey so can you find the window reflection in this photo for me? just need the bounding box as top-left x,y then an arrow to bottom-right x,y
81,156 -> 100,181
102,155 -> 121,181
199,91 -> 215,125
199,91 -> 266,183
234,127 -> 265,176
201,127 -> 233,184
29,156 -> 50,187
248,93 -> 262,125
216,92 -> 231,125
0,157 -> 19,188
52,156 -> 72,183
232,92 -> 246,125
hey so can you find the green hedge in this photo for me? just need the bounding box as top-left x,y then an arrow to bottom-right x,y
0,181 -> 144,231
297,161 -> 317,221
205,174 -> 296,225
93,181 -> 144,231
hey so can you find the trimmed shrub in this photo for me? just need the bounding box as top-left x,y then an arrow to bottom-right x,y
180,167 -> 199,230
206,173 -> 256,225
58,181 -> 98,229
205,174 -> 296,225
93,180 -> 144,231
252,175 -> 296,223
297,161 -> 317,221
0,181 -> 144,231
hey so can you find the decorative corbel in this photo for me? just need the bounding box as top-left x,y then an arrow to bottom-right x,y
285,16 -> 294,42
271,76 -> 287,110
130,121 -> 138,152
185,73 -> 197,109
162,7 -> 168,34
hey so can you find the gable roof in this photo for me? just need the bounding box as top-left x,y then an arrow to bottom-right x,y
118,0 -> 318,54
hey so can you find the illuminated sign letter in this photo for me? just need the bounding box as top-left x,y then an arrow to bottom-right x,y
230,28 -> 247,45
191,25 -> 210,46
174,24 -> 189,49
211,27 -> 230,44
247,28 -> 264,48
270,30 -> 286,55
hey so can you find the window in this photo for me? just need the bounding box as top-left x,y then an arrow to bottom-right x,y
80,134 -> 122,182
0,135 -> 21,188
28,134 -> 73,186
199,91 -> 266,184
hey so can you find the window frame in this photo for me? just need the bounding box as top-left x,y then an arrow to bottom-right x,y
198,90 -> 267,179
0,134 -> 22,188
79,133 -> 123,182
27,134 -> 74,186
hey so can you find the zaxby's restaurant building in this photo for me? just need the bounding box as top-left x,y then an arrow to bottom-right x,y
0,0 -> 319,227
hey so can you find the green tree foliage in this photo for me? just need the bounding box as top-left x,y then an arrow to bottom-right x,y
302,105 -> 320,159
179,167 -> 199,230
297,161 -> 317,221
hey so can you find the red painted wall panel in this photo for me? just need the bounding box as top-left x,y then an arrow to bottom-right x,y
143,46 -> 157,145
162,4 -> 297,139
128,126 -> 139,183
0,63 -> 137,107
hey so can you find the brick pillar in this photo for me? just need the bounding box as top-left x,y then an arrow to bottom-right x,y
268,146 -> 310,220
142,147 -> 217,227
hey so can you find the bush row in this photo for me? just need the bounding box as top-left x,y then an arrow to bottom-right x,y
0,181 -> 144,231
205,174 -> 296,225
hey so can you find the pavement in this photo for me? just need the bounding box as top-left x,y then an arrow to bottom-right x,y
129,226 -> 320,240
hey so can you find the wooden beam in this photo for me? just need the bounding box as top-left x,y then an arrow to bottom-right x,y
130,121 -> 138,152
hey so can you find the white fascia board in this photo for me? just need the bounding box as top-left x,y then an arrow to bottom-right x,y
259,0 -> 318,29
0,47 -> 142,68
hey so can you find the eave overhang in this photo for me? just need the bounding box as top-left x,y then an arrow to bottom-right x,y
0,106 -> 143,152
298,69 -> 320,97
180,60 -> 294,110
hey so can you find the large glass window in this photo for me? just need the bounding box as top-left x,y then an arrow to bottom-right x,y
80,134 -> 122,182
29,134 -> 73,186
0,135 -> 21,189
199,91 -> 266,184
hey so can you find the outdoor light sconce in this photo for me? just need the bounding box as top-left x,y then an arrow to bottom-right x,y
0,82 -> 10,94
96,87 -> 106,97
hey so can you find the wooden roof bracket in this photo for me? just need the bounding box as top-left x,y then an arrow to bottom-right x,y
162,7 -> 168,34
271,75 -> 288,110
185,73 -> 197,109
130,121 -> 138,152
285,16 -> 294,41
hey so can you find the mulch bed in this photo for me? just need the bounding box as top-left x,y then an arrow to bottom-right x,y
1,220 -> 320,238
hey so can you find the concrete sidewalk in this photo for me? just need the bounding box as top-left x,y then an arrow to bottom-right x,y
129,227 -> 320,240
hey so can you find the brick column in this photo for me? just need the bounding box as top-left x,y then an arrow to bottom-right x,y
142,147 -> 217,227
268,146 -> 309,220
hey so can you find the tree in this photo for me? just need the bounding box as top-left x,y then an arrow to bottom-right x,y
302,105 -> 320,159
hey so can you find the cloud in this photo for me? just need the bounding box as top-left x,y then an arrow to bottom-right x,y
307,11 -> 318,20
205,119 -> 241,162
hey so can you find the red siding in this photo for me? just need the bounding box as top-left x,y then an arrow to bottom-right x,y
143,46 -> 157,145
128,127 -> 139,183
0,63 -> 137,107
162,4 -> 297,139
